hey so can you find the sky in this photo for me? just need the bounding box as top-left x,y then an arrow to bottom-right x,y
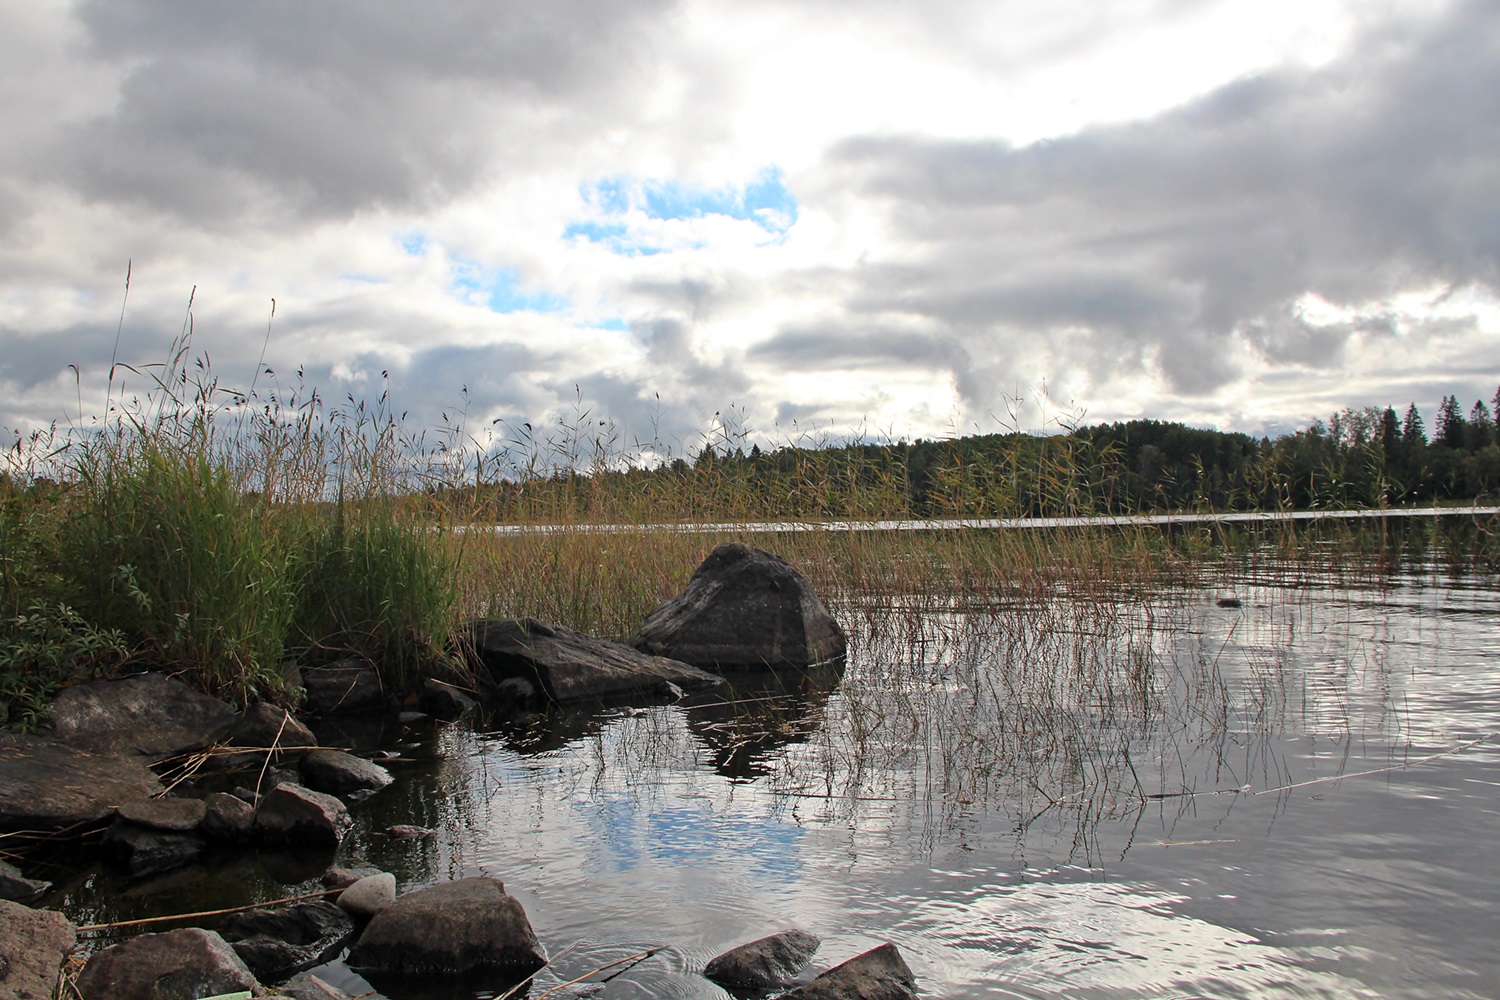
2,0 -> 1498,465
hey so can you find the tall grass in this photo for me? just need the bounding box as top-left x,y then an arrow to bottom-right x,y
5,307 -> 1496,728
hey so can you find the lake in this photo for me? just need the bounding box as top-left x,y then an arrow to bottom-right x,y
55,552 -> 1500,999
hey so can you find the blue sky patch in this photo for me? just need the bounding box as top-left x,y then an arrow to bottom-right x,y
450,257 -> 569,314
569,167 -> 798,255
398,232 -> 430,256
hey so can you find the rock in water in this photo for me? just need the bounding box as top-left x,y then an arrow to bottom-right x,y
705,928 -> 822,989
632,543 -> 847,670
347,876 -> 545,977
74,927 -> 259,1000
298,748 -> 393,800
253,782 -> 353,848
461,618 -> 721,705
0,898 -> 76,1000
337,872 -> 398,916
781,943 -> 918,1000
219,900 -> 355,982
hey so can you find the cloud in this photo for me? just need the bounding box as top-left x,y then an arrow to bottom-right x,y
809,0 -> 1500,401
43,0 -> 678,224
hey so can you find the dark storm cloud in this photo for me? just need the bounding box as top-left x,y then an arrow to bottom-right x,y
816,0 -> 1500,396
51,0 -> 676,223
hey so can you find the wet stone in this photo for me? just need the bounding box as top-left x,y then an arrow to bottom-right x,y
705,928 -> 822,990
116,796 -> 207,832
74,927 -> 259,1000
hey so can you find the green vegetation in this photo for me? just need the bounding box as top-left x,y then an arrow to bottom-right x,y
3,324 -> 1498,730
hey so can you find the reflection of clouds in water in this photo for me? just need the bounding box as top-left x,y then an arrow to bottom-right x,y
908,880 -> 1365,999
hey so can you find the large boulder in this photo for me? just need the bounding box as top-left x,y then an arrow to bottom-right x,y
631,543 -> 847,670
253,782 -> 352,848
219,900 -> 355,983
0,898 -> 76,1000
74,927 -> 259,1000
298,749 -> 392,801
347,876 -> 545,977
460,618 -> 721,706
0,734 -> 163,831
46,672 -> 236,759
781,943 -> 918,1000
705,928 -> 822,990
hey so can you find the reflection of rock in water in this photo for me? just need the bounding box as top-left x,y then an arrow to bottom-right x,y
682,661 -> 844,780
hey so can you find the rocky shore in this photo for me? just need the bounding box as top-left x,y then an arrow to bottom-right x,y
0,545 -> 921,999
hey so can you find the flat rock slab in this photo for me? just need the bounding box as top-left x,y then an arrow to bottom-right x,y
348,876 -> 545,977
0,734 -> 164,831
705,928 -> 822,989
0,898 -> 76,1000
46,672 -> 235,759
632,543 -> 847,670
117,796 -> 207,832
299,748 -> 393,800
461,618 -> 722,706
781,943 -> 918,1000
75,927 -> 259,1000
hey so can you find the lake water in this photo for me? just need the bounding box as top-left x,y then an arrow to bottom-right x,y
53,555 -> 1500,999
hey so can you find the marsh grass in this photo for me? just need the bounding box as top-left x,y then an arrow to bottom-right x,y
4,304 -> 1496,727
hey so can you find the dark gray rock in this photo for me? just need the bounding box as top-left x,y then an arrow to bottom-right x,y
461,618 -> 722,706
0,897 -> 75,1000
220,900 -> 355,983
298,749 -> 392,801
0,734 -> 163,831
347,876 -> 545,977
199,791 -> 257,841
705,928 -> 822,990
100,820 -> 205,875
632,543 -> 847,670
0,859 -> 51,902
117,796 -> 207,832
279,971 -> 355,1000
230,701 -> 318,752
301,660 -> 385,715
75,927 -> 259,1000
781,943 -> 918,1000
46,672 -> 236,759
420,678 -> 480,719
253,783 -> 352,849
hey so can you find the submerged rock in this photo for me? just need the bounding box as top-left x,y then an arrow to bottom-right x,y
781,943 -> 918,1000
99,820 -> 205,875
219,899 -> 355,983
705,928 -> 822,990
0,898 -> 76,1000
461,618 -> 722,706
279,971 -> 356,1000
46,672 -> 236,760
253,782 -> 352,848
347,876 -> 546,977
0,734 -> 163,831
75,927 -> 259,1000
632,543 -> 847,670
298,748 -> 393,801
